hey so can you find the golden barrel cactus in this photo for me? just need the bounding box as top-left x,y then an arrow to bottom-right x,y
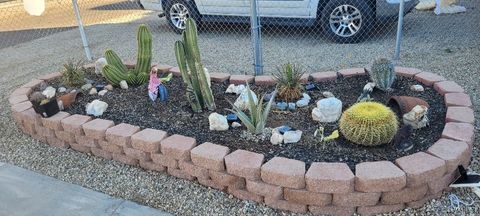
339,102 -> 398,146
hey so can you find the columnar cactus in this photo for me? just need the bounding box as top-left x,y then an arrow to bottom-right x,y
339,102 -> 399,146
370,58 -> 396,91
102,24 -> 152,86
174,18 -> 215,112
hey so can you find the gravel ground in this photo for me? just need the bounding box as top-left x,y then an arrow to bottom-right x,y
1,0 -> 480,215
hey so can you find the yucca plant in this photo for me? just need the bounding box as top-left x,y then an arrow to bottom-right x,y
228,85 -> 276,134
62,59 -> 85,87
272,63 -> 304,102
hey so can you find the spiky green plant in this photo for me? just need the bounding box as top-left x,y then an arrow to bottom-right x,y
175,18 -> 215,112
339,101 -> 399,146
272,63 -> 304,102
228,85 -> 276,134
370,58 -> 396,91
61,59 -> 85,87
102,24 -> 152,86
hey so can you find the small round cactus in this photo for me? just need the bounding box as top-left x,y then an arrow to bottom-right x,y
339,101 -> 398,146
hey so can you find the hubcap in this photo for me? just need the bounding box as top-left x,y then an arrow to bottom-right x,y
170,3 -> 189,29
329,5 -> 362,37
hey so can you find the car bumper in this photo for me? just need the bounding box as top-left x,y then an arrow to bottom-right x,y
376,0 -> 418,19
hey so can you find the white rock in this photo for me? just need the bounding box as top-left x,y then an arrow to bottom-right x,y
403,105 -> 429,129
120,80 -> 128,89
270,130 -> 283,145
98,90 -> 108,96
81,83 -> 92,91
95,57 -> 107,75
104,84 -> 113,91
58,87 -> 67,93
312,97 -> 342,122
322,91 -> 335,98
208,112 -> 229,131
57,100 -> 64,111
89,88 -> 97,95
410,84 -> 425,92
231,122 -> 242,128
364,82 -> 376,92
416,0 -> 435,10
302,93 -> 311,101
296,99 -> 309,108
283,130 -> 302,144
70,89 -> 77,93
42,86 -> 56,99
86,100 -> 108,117
234,89 -> 258,110
225,84 -> 236,94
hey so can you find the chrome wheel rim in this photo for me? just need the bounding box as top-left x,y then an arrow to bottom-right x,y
329,5 -> 362,37
169,3 -> 189,30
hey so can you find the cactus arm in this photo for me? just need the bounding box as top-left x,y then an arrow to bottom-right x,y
104,50 -> 128,73
135,25 -> 152,76
182,32 -> 205,108
102,65 -> 128,86
175,40 -> 202,112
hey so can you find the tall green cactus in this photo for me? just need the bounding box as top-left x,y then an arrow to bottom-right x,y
370,58 -> 396,91
102,24 -> 152,86
175,18 -> 215,113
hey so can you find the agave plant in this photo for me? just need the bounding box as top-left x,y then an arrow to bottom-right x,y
228,85 -> 276,134
62,59 -> 85,87
272,63 -> 304,102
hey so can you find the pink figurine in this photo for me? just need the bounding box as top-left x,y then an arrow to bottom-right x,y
148,66 -> 161,102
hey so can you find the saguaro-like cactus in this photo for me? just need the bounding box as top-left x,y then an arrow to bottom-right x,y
174,18 -> 215,112
102,24 -> 152,86
370,58 -> 396,91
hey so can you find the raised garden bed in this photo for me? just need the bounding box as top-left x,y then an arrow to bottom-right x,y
9,66 -> 475,216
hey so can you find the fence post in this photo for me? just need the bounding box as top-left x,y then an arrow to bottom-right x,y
249,0 -> 263,75
72,0 -> 92,61
393,0 -> 405,61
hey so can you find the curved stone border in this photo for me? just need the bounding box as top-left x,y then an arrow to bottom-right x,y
9,65 -> 475,216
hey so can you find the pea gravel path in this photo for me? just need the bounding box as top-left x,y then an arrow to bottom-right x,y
1,8 -> 480,216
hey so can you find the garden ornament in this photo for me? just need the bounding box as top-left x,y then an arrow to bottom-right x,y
403,105 -> 429,129
388,96 -> 429,116
148,66 -> 173,102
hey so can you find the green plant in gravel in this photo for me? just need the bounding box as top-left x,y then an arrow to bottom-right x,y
228,84 -> 277,135
61,59 -> 85,87
174,18 -> 215,112
339,101 -> 398,146
102,24 -> 152,86
370,58 -> 396,91
272,63 -> 304,102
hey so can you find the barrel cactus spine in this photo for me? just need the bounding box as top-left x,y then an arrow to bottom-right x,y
339,101 -> 399,146
370,58 -> 396,91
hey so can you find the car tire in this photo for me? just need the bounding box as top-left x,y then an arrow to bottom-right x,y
165,0 -> 200,34
321,0 -> 374,43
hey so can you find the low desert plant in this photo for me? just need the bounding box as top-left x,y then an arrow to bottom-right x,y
339,101 -> 398,146
62,59 -> 85,87
370,58 -> 396,91
228,85 -> 276,134
272,63 -> 304,102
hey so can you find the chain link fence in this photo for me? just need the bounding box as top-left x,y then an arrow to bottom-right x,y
0,0 -> 479,74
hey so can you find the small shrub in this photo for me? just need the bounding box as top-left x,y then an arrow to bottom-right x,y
228,85 -> 276,135
273,63 -> 304,102
370,58 -> 395,91
339,101 -> 398,146
62,59 -> 85,87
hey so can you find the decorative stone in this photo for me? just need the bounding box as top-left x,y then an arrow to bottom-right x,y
306,162 -> 354,193
226,113 -> 238,123
104,84 -> 113,91
270,130 -> 283,145
58,87 -> 67,93
234,89 -> 258,110
231,122 -> 242,128
95,57 -> 107,75
276,102 -> 287,110
283,130 -> 302,144
296,99 -> 309,108
302,93 -> 311,101
312,97 -> 342,122
263,91 -> 275,102
120,80 -> 128,89
305,83 -> 317,91
355,161 -> 406,192
81,83 -> 92,91
95,84 -> 105,92
98,90 -> 108,96
288,103 -> 296,111
42,86 -> 56,99
85,99 -> 108,117
410,85 -> 424,92
322,91 -> 335,98
89,88 -> 97,95
403,105 -> 428,129
261,157 -> 306,189
225,149 -> 264,180
209,112 -> 229,131
363,82 -> 375,92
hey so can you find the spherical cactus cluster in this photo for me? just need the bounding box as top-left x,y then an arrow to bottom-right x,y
339,101 -> 399,146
